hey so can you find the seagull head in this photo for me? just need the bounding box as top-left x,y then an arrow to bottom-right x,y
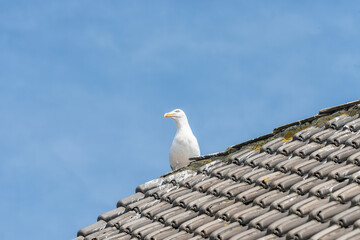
164,109 -> 186,119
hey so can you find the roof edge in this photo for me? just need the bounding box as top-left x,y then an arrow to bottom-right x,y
190,99 -> 360,163
318,99 -> 360,115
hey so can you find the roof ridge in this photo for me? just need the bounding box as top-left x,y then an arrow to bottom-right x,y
189,99 -> 360,163
318,99 -> 360,115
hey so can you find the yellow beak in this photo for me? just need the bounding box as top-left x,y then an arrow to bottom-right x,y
164,112 -> 173,117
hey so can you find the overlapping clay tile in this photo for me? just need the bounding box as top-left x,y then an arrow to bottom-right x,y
326,115 -> 358,130
344,117 -> 360,132
293,126 -> 324,142
309,201 -> 351,223
267,214 -> 307,237
331,206 -> 360,227
293,142 -> 322,158
310,128 -> 336,143
260,138 -> 284,154
310,225 -> 354,240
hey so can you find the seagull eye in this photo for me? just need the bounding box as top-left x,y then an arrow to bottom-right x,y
175,110 -> 180,113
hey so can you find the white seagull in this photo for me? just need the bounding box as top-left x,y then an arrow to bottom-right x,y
164,109 -> 200,171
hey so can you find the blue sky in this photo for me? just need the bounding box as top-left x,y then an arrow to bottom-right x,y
1,1 -> 360,239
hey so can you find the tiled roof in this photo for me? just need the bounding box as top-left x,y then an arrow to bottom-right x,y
75,100 -> 360,240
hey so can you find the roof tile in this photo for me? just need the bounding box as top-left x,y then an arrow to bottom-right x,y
165,210 -> 198,228
160,186 -> 192,203
228,228 -> 266,240
292,158 -> 322,176
119,217 -> 152,234
164,170 -> 197,185
207,179 -> 234,196
211,163 -> 238,179
172,191 -> 203,208
267,214 -> 308,237
116,192 -> 144,208
277,140 -> 306,156
235,186 -> 268,204
343,116 -> 360,132
310,144 -> 339,161
214,201 -> 247,221
229,148 -> 255,164
198,196 -> 233,216
186,194 -> 217,212
106,211 -> 137,228
253,190 -> 287,208
135,178 -> 165,193
260,137 -> 284,154
327,131 -> 355,146
227,165 -> 253,181
350,170 -> 360,183
293,126 -> 324,142
327,146 -> 358,163
97,207 -> 126,222
310,224 -> 353,240
347,151 -> 360,165
241,168 -> 271,184
145,184 -> 176,199
351,193 -> 360,206
326,114 -> 358,130
220,182 -> 253,199
330,228 -> 360,240
248,209 -> 287,231
270,192 -> 307,212
271,173 -> 303,192
331,206 -> 360,227
181,173 -> 209,189
193,178 -> 223,194
244,152 -> 268,167
287,220 -> 330,240
293,142 -> 322,158
346,135 -> 360,149
77,220 -> 107,237
259,154 -> 288,170
103,232 -> 130,240
309,201 -> 351,223
256,171 -> 285,189
161,230 -> 194,240
329,164 -> 360,181
289,196 -> 329,217
193,218 -> 226,238
309,161 -> 342,179
310,128 -> 336,144
198,160 -> 227,175
141,201 -> 172,219
126,197 -> 159,213
258,234 -> 286,240
143,226 -> 179,240
310,179 -> 349,198
156,206 -> 186,224
178,214 -> 214,233
209,222 -> 246,240
83,226 -> 118,240
187,235 -> 205,240
275,156 -> 304,173
131,221 -> 163,239
290,177 -> 325,195
230,205 -> 268,225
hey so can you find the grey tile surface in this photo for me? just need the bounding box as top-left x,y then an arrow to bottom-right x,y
75,102 -> 360,240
